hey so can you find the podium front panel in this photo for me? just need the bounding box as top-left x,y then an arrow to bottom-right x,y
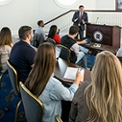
86,24 -> 120,48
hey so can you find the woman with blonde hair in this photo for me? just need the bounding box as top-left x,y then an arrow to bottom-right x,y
69,51 -> 122,122
0,27 -> 13,72
25,42 -> 82,122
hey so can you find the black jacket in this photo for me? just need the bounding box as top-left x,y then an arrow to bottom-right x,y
61,35 -> 77,63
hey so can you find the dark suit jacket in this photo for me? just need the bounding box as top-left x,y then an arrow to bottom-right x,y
72,11 -> 88,31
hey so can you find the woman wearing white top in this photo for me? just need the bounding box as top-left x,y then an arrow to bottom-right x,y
0,27 -> 13,73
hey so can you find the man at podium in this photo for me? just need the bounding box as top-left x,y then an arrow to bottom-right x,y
72,5 -> 88,40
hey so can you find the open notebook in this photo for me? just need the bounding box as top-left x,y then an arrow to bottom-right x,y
63,67 -> 84,83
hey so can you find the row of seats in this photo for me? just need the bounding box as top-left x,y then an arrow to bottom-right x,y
46,38 -> 72,62
2,60 -> 63,122
32,32 -> 72,63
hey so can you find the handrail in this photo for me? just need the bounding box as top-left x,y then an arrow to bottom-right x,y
44,9 -> 122,26
44,10 -> 74,25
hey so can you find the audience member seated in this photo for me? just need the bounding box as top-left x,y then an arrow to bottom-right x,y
47,25 -> 61,44
0,27 -> 13,73
25,42 -> 82,122
9,26 -> 36,83
61,25 -> 89,68
34,20 -> 46,41
69,51 -> 122,122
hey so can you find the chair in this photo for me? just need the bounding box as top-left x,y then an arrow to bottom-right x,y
6,60 -> 22,122
55,115 -> 63,122
56,44 -> 71,62
0,70 -> 8,87
47,38 -> 56,46
19,81 -> 44,122
32,33 -> 44,48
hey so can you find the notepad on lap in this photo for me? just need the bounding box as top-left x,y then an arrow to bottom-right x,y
63,67 -> 78,82
63,67 -> 84,83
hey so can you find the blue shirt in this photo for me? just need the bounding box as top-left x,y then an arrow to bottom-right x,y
35,26 -> 46,40
39,74 -> 78,122
10,40 -> 36,82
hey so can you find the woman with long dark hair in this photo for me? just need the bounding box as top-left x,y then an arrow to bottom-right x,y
48,25 -> 61,44
69,51 -> 122,122
0,27 -> 13,72
25,42 -> 82,122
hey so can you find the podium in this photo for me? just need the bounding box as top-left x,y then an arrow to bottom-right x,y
86,23 -> 121,48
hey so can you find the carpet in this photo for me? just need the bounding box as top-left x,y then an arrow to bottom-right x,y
0,73 -> 27,122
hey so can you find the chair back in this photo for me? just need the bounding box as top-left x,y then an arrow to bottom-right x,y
55,115 -> 63,122
32,33 -> 44,48
47,38 -> 56,46
56,44 -> 71,62
7,60 -> 20,97
19,82 -> 44,122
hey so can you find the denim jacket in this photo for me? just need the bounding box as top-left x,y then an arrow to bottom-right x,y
39,74 -> 78,122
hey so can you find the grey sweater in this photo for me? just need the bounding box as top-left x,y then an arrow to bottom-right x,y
69,81 -> 90,122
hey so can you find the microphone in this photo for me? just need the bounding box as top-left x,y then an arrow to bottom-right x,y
96,17 -> 99,23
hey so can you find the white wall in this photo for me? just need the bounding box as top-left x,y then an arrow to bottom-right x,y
0,0 -> 39,36
0,0 -> 118,37
96,0 -> 115,10
38,0 -> 96,24
38,0 -> 116,24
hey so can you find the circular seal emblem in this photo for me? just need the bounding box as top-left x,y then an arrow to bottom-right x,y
93,31 -> 103,42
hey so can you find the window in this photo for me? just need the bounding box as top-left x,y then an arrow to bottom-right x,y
0,0 -> 13,5
54,0 -> 77,8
